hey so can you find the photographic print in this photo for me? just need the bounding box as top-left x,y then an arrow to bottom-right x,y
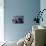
12,16 -> 24,24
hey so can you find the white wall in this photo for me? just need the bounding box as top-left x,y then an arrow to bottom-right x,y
40,0 -> 46,26
0,0 -> 4,42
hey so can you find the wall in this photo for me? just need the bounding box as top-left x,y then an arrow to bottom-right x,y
4,0 -> 40,42
0,0 -> 4,42
40,0 -> 46,26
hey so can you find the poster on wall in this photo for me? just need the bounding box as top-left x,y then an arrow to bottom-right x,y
12,16 -> 24,24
